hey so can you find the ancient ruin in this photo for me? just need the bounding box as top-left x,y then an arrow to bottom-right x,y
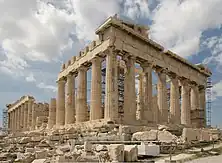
1,16 -> 220,163
7,96 -> 49,132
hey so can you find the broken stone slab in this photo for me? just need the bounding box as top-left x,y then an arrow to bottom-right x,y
158,130 -> 177,143
108,144 -> 124,162
19,137 -> 31,144
59,144 -> 70,153
132,130 -> 158,141
32,159 -> 47,163
95,145 -> 108,152
124,145 -> 138,162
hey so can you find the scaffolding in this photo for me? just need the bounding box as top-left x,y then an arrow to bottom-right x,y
206,77 -> 212,127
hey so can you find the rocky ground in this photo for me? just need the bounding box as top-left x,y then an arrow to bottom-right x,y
0,121 -> 220,162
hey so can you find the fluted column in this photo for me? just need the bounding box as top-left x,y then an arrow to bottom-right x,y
56,78 -> 66,126
8,112 -> 10,131
12,111 -> 15,132
20,104 -> 24,130
23,102 -> 28,130
123,55 -> 137,123
105,48 -> 118,121
18,107 -> 21,131
137,74 -> 144,120
181,80 -> 191,126
169,74 -> 180,124
191,84 -> 200,127
27,100 -> 33,130
90,57 -> 102,120
14,108 -> 17,131
65,73 -> 75,124
199,86 -> 206,127
157,70 -> 168,123
48,98 -> 56,129
191,85 -> 199,111
76,66 -> 88,122
31,103 -> 37,130
142,63 -> 153,122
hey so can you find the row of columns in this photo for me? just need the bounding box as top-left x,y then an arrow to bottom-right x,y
137,68 -> 206,127
8,100 -> 33,132
55,48 -> 206,128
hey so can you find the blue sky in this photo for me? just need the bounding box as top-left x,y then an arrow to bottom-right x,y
0,0 -> 222,127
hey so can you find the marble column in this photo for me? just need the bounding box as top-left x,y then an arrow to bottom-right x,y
142,63 -> 153,122
191,84 -> 200,127
123,55 -> 136,123
65,73 -> 75,124
31,103 -> 37,130
105,48 -> 118,121
157,70 -> 168,123
12,111 -> 15,132
20,104 -> 24,131
90,57 -> 102,120
56,78 -> 66,126
18,107 -> 21,131
76,66 -> 88,122
181,80 -> 191,126
15,108 -> 19,131
27,100 -> 33,130
48,98 -> 56,129
169,75 -> 180,124
199,86 -> 206,127
137,74 -> 144,120
191,84 -> 199,111
8,112 -> 10,131
23,102 -> 28,130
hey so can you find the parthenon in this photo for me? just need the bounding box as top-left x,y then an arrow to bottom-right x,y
55,16 -> 211,128
6,16 -> 211,132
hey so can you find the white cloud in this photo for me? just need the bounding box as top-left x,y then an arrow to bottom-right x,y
202,34 -> 222,66
122,0 -> 150,19
37,82 -> 57,92
150,0 -> 222,58
212,81 -> 222,101
26,73 -> 36,82
0,0 -> 76,77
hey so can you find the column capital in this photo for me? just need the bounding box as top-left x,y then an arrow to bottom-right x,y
179,78 -> 190,86
57,77 -> 66,83
198,85 -> 206,91
91,56 -> 102,63
77,65 -> 88,72
154,66 -> 167,74
167,72 -> 178,79
141,62 -> 153,71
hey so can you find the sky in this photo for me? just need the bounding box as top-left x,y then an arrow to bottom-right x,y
0,0 -> 222,127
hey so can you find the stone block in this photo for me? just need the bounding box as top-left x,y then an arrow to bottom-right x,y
84,141 -> 92,152
132,130 -> 158,141
138,142 -> 160,156
124,145 -> 138,162
35,150 -> 47,159
158,131 -> 177,143
200,129 -> 210,141
25,148 -> 35,153
182,128 -> 199,142
108,144 -> 124,162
